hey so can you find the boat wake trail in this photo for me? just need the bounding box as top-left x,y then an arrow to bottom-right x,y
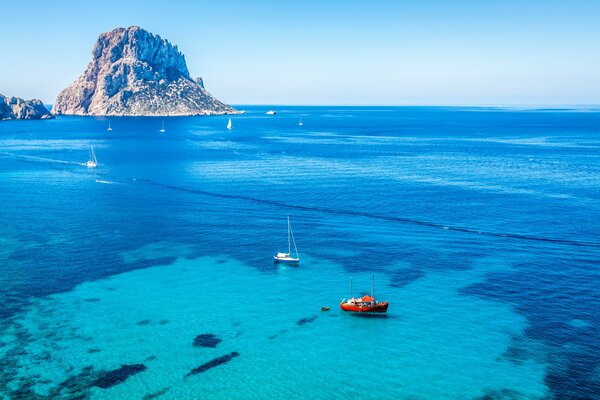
0,151 -> 86,167
133,178 -> 600,250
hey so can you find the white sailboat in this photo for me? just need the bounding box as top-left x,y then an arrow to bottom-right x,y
107,121 -> 112,131
86,146 -> 97,168
159,121 -> 166,133
274,216 -> 300,264
227,118 -> 232,130
298,117 -> 304,126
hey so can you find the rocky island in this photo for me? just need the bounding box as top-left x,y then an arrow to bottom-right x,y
53,26 -> 238,116
0,94 -> 53,121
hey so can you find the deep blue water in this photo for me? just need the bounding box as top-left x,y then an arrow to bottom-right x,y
0,106 -> 599,399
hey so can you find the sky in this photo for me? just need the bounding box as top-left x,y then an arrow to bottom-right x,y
1,0 -> 599,105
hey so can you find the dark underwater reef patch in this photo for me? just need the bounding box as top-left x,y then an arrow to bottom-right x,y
136,319 -> 151,325
93,364 -> 147,389
473,388 -> 525,400
268,328 -> 288,340
185,352 -> 240,377
143,387 -> 171,399
389,267 -> 426,288
461,258 -> 600,400
83,298 -> 101,303
56,364 -> 147,394
500,335 -> 547,367
0,357 -> 147,399
193,334 -> 222,348
296,316 -> 317,326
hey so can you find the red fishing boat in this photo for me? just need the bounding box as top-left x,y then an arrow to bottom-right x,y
340,274 -> 388,313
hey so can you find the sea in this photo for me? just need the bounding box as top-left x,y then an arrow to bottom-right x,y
0,106 -> 598,400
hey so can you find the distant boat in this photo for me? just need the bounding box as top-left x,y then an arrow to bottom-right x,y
298,118 -> 303,126
266,110 -> 276,115
340,274 -> 388,313
159,121 -> 166,133
107,121 -> 112,131
227,118 -> 232,130
274,216 -> 300,264
86,146 -> 97,168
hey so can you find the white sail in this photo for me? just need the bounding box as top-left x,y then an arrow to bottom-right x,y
227,118 -> 232,130
288,216 -> 299,258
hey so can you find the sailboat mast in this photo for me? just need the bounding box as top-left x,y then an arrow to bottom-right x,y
287,216 -> 291,255
371,273 -> 374,301
350,277 -> 353,298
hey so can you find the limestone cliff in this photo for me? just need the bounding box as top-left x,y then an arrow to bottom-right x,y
53,26 -> 237,116
0,94 -> 53,121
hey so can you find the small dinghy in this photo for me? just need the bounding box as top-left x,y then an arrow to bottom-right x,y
274,216 -> 300,265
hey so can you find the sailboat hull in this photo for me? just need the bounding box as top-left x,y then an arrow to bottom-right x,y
340,301 -> 388,313
273,256 -> 299,264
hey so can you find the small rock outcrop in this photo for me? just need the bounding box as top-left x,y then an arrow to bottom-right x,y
53,26 -> 238,116
0,94 -> 53,121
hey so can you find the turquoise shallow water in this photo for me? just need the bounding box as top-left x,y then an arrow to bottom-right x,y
1,253 -> 548,399
0,106 -> 599,399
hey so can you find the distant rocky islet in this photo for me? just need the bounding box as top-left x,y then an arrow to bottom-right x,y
2,25 -> 237,121
52,26 -> 238,117
0,94 -> 53,121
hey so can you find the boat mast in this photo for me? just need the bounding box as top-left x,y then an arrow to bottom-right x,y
287,216 -> 291,255
371,273 -> 374,301
350,276 -> 353,299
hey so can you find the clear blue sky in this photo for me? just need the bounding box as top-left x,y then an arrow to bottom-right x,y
1,0 -> 599,105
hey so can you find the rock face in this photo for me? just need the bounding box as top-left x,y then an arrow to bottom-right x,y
0,94 -> 53,121
53,26 -> 237,116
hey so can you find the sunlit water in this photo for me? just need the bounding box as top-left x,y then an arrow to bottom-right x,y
0,106 -> 598,399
